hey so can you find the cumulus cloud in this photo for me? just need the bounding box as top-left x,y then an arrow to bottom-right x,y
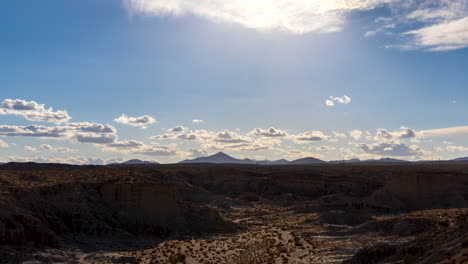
446,145 -> 468,152
358,141 -> 424,157
328,95 -> 351,105
398,127 -> 417,138
333,131 -> 347,138
192,119 -> 204,124
310,145 -> 336,151
114,114 -> 157,128
39,144 -> 53,151
250,127 -> 287,137
133,145 -> 182,156
214,130 -> 251,144
150,133 -> 177,140
0,125 -> 68,138
294,131 -> 327,142
188,149 -> 208,158
167,126 -> 188,133
371,127 -> 417,141
376,128 -> 393,139
74,133 -> 118,144
349,129 -> 363,140
177,133 -> 197,140
55,147 -> 74,153
195,130 -> 277,151
0,123 -> 119,144
0,99 -> 71,124
24,146 -> 37,152
107,140 -> 145,149
33,144 -> 74,152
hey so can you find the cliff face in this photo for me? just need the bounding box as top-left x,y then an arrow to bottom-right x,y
0,169 -> 236,246
369,171 -> 468,211
101,183 -> 185,229
100,183 -> 236,234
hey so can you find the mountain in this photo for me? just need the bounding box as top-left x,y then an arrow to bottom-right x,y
270,159 -> 290,165
254,159 -> 290,165
451,157 -> 468,162
120,159 -> 159,165
180,152 -> 255,164
329,158 -> 361,164
289,157 -> 326,165
362,158 -> 410,163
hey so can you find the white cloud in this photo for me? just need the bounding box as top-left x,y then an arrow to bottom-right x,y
192,119 -> 204,124
376,128 -> 393,139
177,133 -> 197,140
326,95 -> 351,106
333,131 -> 347,138
214,130 -> 251,144
125,0 -> 468,51
446,145 -> 468,152
0,99 -> 71,124
167,126 -> 188,133
294,131 -> 328,142
364,30 -> 378,37
349,129 -> 363,140
420,126 -> 468,138
373,127 -> 417,140
398,127 -> 417,138
126,0 -> 394,34
310,145 -> 336,151
133,145 -> 182,156
36,144 -> 74,153
74,133 -> 118,144
24,146 -> 38,152
39,144 -> 53,151
0,122 -> 121,149
150,133 -> 177,140
114,114 -> 157,128
0,125 -> 68,138
434,146 -> 444,152
188,149 -> 208,157
358,141 -> 424,157
250,127 -> 287,137
55,147 -> 74,153
405,16 -> 468,51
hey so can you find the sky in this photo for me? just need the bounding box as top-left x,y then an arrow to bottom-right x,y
1,0 -> 468,164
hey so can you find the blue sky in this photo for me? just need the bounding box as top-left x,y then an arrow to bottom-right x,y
1,0 -> 468,164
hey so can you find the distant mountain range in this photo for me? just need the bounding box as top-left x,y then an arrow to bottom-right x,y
180,152 -> 326,165
451,157 -> 468,162
116,159 -> 160,165
179,152 -> 468,165
3,154 -> 468,166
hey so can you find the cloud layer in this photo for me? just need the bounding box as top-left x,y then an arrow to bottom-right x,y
126,0 -> 468,51
114,114 -> 157,128
0,99 -> 71,124
127,0 -> 394,34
